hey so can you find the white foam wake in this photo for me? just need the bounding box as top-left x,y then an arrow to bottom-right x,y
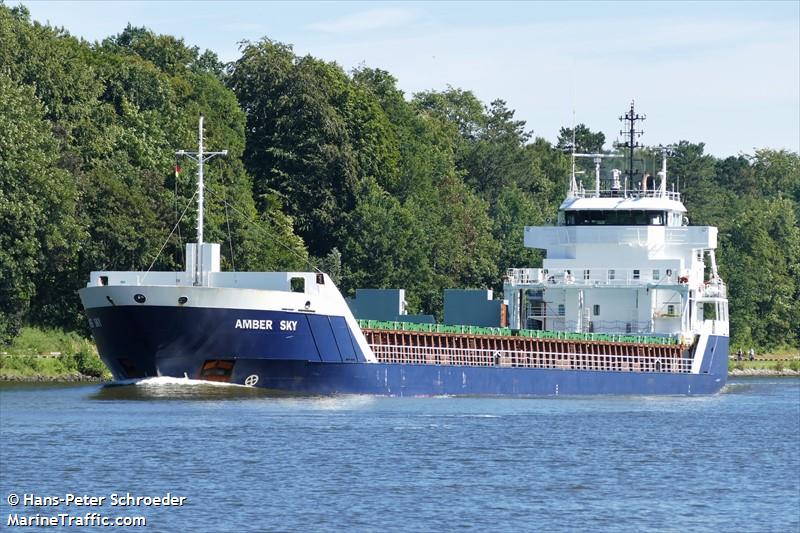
115,376 -> 247,388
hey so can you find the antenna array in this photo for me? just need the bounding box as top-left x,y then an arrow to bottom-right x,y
616,101 -> 646,182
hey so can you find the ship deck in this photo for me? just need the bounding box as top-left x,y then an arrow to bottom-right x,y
363,327 -> 694,374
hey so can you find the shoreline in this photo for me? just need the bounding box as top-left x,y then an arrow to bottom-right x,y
728,368 -> 799,377
0,373 -> 108,383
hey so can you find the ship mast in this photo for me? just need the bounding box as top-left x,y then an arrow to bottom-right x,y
617,101 -> 645,185
176,115 -> 227,285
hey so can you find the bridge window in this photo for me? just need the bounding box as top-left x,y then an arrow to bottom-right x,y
563,210 -> 667,226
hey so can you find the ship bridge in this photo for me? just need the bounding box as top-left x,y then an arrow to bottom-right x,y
504,109 -> 728,341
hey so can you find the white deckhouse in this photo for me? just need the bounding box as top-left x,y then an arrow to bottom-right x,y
504,109 -> 728,344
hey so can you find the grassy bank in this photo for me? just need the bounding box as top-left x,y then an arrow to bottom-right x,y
0,327 -> 110,381
728,352 -> 800,375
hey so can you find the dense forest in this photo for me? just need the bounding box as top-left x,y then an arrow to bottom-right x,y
1,5 -> 798,351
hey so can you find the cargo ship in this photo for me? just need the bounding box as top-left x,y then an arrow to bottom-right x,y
79,106 -> 729,395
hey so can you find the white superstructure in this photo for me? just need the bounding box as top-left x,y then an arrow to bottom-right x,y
504,146 -> 728,343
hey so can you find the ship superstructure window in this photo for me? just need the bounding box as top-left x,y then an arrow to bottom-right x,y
563,210 -> 667,226
608,269 -> 616,281
583,269 -> 590,280
667,304 -> 676,316
653,269 -> 660,281
558,304 -> 565,316
593,304 -> 600,316
633,269 -> 640,280
290,277 -> 305,293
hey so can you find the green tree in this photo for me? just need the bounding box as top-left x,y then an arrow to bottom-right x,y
228,39 -> 400,256
557,124 -> 606,153
491,184 -> 545,284
408,175 -> 500,315
525,137 -> 570,213
352,67 -> 455,200
669,141 -> 724,225
721,197 -> 800,349
0,74 -> 80,343
413,89 -> 536,201
751,149 -> 800,217
101,24 -> 222,76
1,9 -> 308,337
338,179 -> 432,313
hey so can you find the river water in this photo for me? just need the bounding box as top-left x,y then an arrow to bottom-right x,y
1,377 -> 798,532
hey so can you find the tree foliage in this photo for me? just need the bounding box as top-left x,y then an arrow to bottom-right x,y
0,74 -> 80,342
228,40 -> 399,256
0,7 -> 307,338
557,124 -> 606,153
670,143 -> 800,350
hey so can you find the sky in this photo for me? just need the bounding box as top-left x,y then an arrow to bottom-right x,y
18,1 -> 800,157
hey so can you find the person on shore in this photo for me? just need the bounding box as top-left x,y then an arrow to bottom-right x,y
748,348 -> 755,361
736,349 -> 743,362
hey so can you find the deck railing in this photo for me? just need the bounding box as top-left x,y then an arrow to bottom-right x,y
569,189 -> 681,201
506,267 -> 686,287
523,319 -> 657,335
358,319 -> 682,345
369,343 -> 692,374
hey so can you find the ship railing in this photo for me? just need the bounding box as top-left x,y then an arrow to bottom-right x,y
526,319 -> 657,335
360,319 -> 682,345
369,344 -> 692,374
698,281 -> 727,299
505,267 -> 689,287
569,189 -> 682,201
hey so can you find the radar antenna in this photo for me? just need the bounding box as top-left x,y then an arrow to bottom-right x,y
573,153 -> 623,197
616,101 -> 645,184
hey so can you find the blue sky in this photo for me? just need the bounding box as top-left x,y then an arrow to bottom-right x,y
19,1 -> 800,156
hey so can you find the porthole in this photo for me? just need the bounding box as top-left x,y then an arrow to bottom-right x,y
134,294 -> 146,304
178,296 -> 188,305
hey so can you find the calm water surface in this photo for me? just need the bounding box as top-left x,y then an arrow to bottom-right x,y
1,378 -> 798,532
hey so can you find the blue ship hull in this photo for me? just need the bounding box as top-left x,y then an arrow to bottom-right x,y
85,306 -> 728,396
